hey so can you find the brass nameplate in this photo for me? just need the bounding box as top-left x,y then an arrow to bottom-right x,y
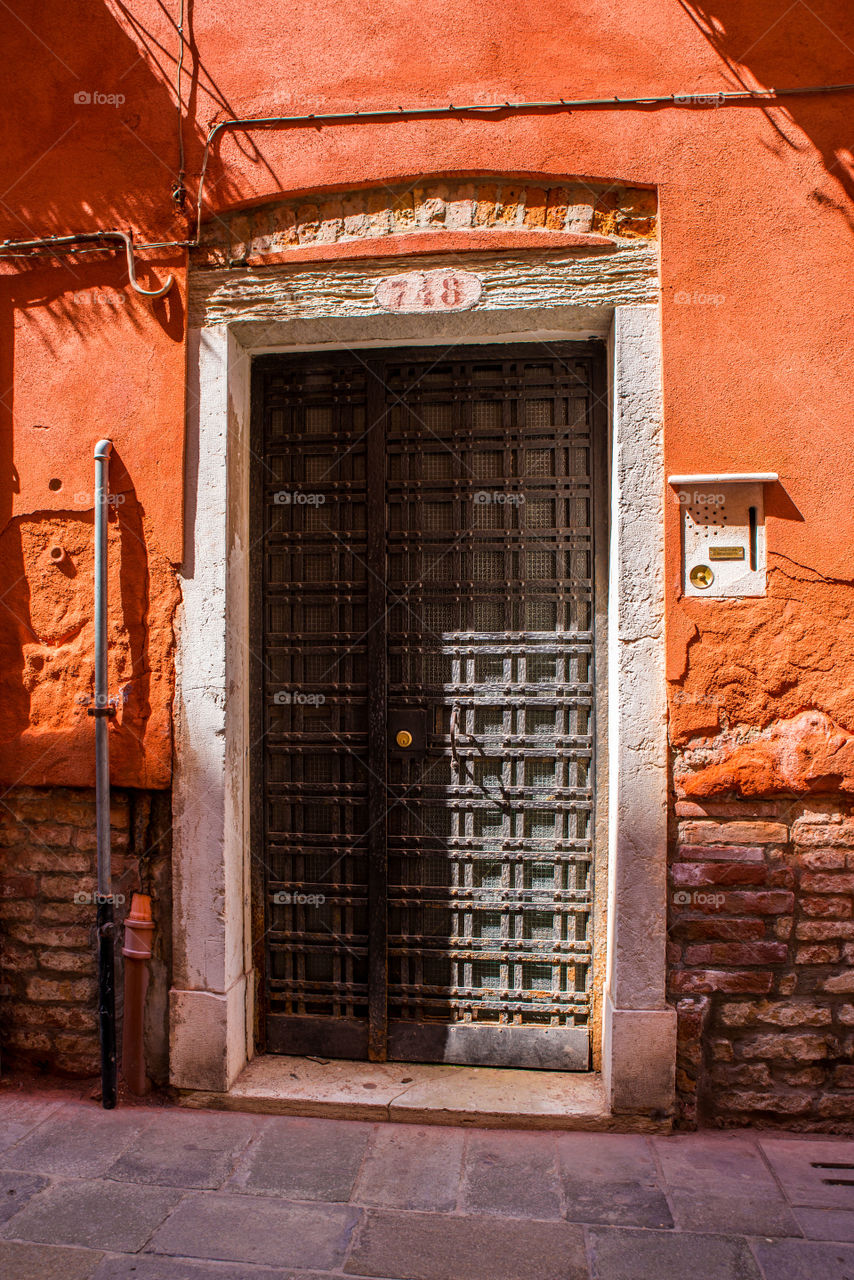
709,546 -> 745,561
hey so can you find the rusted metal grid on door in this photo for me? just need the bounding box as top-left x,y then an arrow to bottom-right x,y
256,356 -> 372,1060
384,351 -> 596,1067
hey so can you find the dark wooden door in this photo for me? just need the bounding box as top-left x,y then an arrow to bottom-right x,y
252,344 -> 604,1070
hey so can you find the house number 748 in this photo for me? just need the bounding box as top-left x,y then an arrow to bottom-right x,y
375,268 -> 482,313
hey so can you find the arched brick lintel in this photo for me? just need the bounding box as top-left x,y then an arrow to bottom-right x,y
195,174 -> 657,269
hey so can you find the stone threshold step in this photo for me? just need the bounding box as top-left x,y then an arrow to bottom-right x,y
179,1056 -> 671,1132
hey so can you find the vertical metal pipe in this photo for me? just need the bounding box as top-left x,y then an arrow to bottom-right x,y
93,439 -> 117,1109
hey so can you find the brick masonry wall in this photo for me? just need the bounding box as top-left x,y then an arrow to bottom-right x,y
0,786 -> 171,1081
669,798 -> 854,1131
196,177 -> 657,266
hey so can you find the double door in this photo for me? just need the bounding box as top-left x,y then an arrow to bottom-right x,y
252,343 -> 604,1069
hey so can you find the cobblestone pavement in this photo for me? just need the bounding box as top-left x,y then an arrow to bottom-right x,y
1,1091 -> 853,1278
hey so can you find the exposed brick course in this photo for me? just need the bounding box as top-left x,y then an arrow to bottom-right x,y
195,177 -> 657,267
0,786 -> 170,1079
5,785 -> 851,1128
669,798 -> 854,1131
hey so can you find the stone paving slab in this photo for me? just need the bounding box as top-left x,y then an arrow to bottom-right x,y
0,1169 -> 48,1225
751,1238 -> 854,1279
588,1227 -> 761,1279
758,1139 -> 854,1210
0,1240 -> 104,1280
93,1255 -> 349,1280
565,1180 -> 673,1228
1,1102 -> 155,1178
352,1125 -> 465,1211
344,1208 -> 588,1280
557,1132 -> 673,1228
668,1190 -> 800,1238
792,1206 -> 854,1241
0,1095 -> 67,1154
105,1109 -> 258,1189
0,1177 -> 182,1251
149,1192 -> 360,1270
653,1133 -> 782,1198
460,1129 -> 563,1219
226,1115 -> 373,1201
5,1094 -> 854,1280
557,1132 -> 661,1183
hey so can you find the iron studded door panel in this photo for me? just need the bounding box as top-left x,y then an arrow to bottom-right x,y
254,345 -> 602,1069
254,357 -> 372,1060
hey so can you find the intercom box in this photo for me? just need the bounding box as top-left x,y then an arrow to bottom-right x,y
675,480 -> 767,598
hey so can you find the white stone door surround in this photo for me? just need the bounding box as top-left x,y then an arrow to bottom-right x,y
172,246 -> 675,1116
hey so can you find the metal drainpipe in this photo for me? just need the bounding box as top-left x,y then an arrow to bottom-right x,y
91,439 -> 117,1109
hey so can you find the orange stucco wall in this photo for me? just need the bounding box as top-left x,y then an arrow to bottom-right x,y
1,0 -> 853,789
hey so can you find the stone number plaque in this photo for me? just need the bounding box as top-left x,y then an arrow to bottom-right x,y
375,268 -> 482,314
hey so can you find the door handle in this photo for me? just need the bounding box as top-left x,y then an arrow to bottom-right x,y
450,703 -> 511,807
449,704 -> 466,766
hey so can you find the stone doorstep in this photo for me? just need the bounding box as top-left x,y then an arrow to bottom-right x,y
177,1056 -> 672,1132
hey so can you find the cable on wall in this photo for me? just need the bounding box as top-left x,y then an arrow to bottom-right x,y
0,77 -> 852,287
172,0 -> 187,208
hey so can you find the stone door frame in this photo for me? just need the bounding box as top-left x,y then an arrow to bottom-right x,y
173,252 -> 675,1115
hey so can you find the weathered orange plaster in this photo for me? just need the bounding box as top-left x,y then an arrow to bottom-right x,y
0,502 -> 178,790
1,0 -> 853,790
676,712 -> 854,798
